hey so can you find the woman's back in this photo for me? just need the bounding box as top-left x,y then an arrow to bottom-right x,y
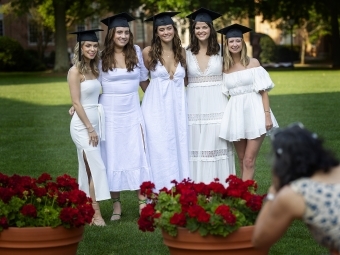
290,177 -> 340,251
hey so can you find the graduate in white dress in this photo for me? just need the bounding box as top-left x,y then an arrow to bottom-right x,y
142,12 -> 190,191
99,13 -> 152,220
68,29 -> 110,226
217,24 -> 279,181
185,8 -> 235,184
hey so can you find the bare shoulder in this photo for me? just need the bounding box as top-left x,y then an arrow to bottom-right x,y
142,46 -> 151,56
275,186 -> 305,218
67,66 -> 80,80
248,58 -> 261,68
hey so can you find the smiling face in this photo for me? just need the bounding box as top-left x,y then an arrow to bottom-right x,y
113,27 -> 130,48
227,37 -> 243,54
81,41 -> 98,60
156,24 -> 175,43
194,21 -> 211,41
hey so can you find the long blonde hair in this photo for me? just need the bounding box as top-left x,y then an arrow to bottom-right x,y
72,42 -> 100,77
223,39 -> 249,71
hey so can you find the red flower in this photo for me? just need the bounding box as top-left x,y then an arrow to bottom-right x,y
0,216 -> 9,229
140,181 -> 156,198
179,189 -> 197,205
215,205 -> 236,225
21,204 -> 37,218
32,187 -> 47,198
245,194 -> 264,212
170,213 -> 186,226
37,173 -> 52,184
207,181 -> 225,195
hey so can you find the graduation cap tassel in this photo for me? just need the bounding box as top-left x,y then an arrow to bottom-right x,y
78,41 -> 81,61
221,34 -> 224,69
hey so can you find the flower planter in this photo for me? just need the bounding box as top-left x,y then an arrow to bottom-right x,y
0,226 -> 84,255
162,226 -> 268,255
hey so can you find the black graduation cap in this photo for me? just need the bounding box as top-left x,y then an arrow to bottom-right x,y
186,7 -> 221,23
144,11 -> 180,27
101,12 -> 135,33
217,23 -> 252,39
70,29 -> 103,61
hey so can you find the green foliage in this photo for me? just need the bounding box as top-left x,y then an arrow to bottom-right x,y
0,36 -> 25,71
259,34 -> 277,63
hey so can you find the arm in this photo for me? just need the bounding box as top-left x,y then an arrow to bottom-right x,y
138,45 -> 150,92
250,58 -> 273,131
260,90 -> 273,131
68,67 -> 99,147
252,185 -> 305,250
142,46 -> 151,71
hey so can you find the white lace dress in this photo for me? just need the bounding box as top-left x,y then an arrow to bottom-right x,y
141,61 -> 190,191
219,66 -> 279,141
186,49 -> 235,184
98,45 -> 152,192
70,74 -> 110,201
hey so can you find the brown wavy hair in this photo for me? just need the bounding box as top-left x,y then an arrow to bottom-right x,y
223,39 -> 249,71
187,21 -> 220,56
101,28 -> 138,72
148,24 -> 186,71
72,42 -> 100,77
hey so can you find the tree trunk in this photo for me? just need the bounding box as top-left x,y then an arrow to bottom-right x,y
330,2 -> 340,68
53,0 -> 69,72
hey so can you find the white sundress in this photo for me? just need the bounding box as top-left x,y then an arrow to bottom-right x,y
186,49 -> 235,184
141,61 -> 190,191
219,66 -> 279,141
98,45 -> 152,192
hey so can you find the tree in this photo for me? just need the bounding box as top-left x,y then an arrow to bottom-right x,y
256,0 -> 340,68
6,0 -> 143,72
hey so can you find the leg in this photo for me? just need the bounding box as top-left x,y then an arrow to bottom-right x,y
233,139 -> 247,178
241,135 -> 265,181
110,191 -> 121,221
83,152 -> 106,226
137,190 -> 147,215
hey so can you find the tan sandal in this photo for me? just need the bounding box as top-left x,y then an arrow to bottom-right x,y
110,197 -> 121,221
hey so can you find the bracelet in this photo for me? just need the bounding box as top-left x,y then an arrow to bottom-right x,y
264,110 -> 270,113
264,193 -> 275,202
88,129 -> 95,133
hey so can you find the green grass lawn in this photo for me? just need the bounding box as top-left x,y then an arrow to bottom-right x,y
1,70 -> 339,255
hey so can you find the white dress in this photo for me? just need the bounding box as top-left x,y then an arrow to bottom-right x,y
98,45 -> 152,192
219,66 -> 279,141
141,61 -> 190,191
186,49 -> 235,184
70,74 -> 110,201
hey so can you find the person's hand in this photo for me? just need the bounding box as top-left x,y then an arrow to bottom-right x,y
69,106 -> 75,116
265,112 -> 273,131
88,129 -> 99,147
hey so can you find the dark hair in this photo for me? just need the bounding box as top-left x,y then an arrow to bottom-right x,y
148,24 -> 186,71
187,21 -> 220,56
101,28 -> 138,72
271,123 -> 339,189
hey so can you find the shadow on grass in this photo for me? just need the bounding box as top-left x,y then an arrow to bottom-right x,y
0,72 -> 67,86
0,97 -> 77,177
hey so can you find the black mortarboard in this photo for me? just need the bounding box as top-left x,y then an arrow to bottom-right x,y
101,12 -> 135,33
144,11 -> 180,27
186,7 -> 221,23
70,29 -> 103,61
217,23 -> 252,39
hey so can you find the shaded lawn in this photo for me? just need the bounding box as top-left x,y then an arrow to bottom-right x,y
1,69 -> 339,255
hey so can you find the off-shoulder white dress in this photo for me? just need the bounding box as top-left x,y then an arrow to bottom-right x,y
219,66 -> 279,141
